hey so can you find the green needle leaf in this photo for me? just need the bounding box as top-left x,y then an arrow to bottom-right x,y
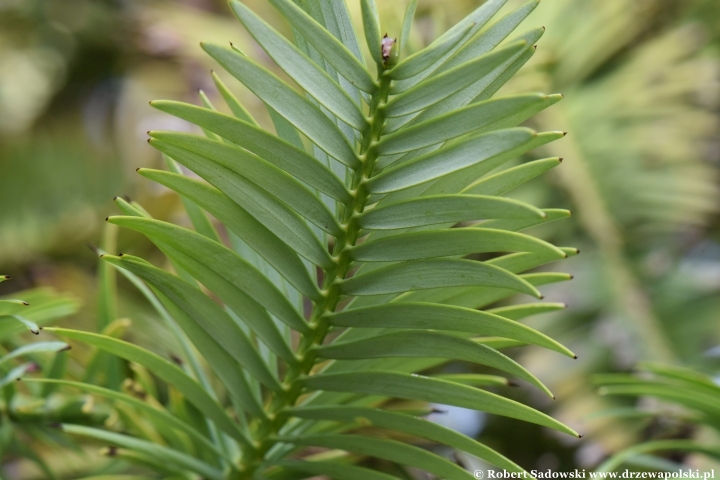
350,228 -> 566,261
367,128 -> 535,193
277,433 -> 473,480
210,71 -> 257,124
385,42 -> 527,118
316,331 -> 553,397
202,43 -> 359,168
142,144 -> 334,269
1,314 -> 39,334
376,93 -> 562,155
326,303 -> 574,357
45,328 -> 253,448
271,461 -> 398,480
267,0 -> 376,92
339,259 -> 542,298
387,24 -> 474,80
102,254 -> 282,392
23,378 -> 226,460
488,303 -> 567,321
137,169 -> 319,299
360,0 -> 383,66
358,195 -> 545,230
463,157 -> 564,196
231,1 -> 367,130
151,101 -> 350,202
299,372 -> 580,436
61,425 -> 224,480
399,0 -> 418,55
150,133 -> 341,236
0,342 -> 69,366
390,0 -> 509,92
286,406 -> 530,475
108,216 -> 307,335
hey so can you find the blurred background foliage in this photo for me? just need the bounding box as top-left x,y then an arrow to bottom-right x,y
1,0 -> 719,478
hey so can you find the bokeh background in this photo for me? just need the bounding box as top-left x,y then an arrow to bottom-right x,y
1,0 -> 719,478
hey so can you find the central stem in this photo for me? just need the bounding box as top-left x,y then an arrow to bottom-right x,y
238,70 -> 393,479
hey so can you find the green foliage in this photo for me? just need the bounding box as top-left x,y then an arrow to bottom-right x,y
35,0 -> 581,478
595,364 -> 720,472
0,276 -> 86,478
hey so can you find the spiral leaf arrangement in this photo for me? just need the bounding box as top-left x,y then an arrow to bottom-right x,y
39,0 -> 581,478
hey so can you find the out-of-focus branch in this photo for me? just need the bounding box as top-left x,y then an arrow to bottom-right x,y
539,106 -> 677,363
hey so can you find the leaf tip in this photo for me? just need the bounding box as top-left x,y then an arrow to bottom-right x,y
103,446 -> 119,457
3,275 -> 11,279
169,353 -> 184,366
